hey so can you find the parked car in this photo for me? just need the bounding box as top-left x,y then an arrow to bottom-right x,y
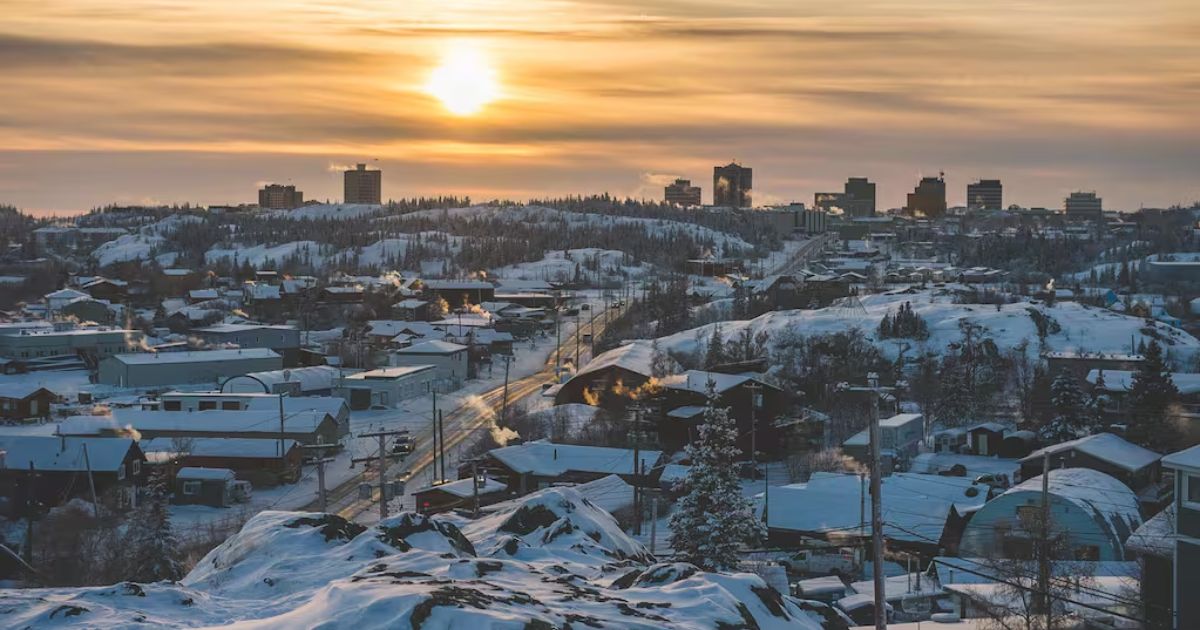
782,548 -> 858,576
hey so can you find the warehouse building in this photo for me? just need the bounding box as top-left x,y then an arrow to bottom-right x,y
0,327 -> 140,360
192,323 -> 302,366
60,408 -> 343,445
97,348 -> 282,388
390,340 -> 468,390
339,365 -> 436,408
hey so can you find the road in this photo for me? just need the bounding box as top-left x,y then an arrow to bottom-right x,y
312,300 -> 628,521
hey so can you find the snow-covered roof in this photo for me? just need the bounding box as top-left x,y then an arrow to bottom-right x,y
107,348 -> 280,365
666,405 -> 706,419
1126,504 -> 1176,558
1086,369 -> 1200,396
416,476 -> 506,499
660,370 -> 769,394
488,440 -> 662,478
140,437 -> 299,459
1162,443 -> 1200,471
880,413 -> 923,428
177,467 -> 235,481
45,288 -> 89,301
572,340 -> 670,382
1019,432 -> 1159,472
195,323 -> 295,334
765,472 -> 988,544
423,280 -> 493,290
224,366 -> 341,393
659,464 -> 691,485
0,436 -> 135,472
189,289 -> 220,300
573,473 -> 634,515
1003,468 -> 1142,540
393,299 -> 429,309
394,340 -> 468,355
909,453 -> 1019,480
345,365 -> 435,380
63,409 -> 331,435
0,382 -> 55,399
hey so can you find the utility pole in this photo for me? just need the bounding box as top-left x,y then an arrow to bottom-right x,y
650,495 -> 658,555
866,373 -> 887,630
630,403 -> 643,536
471,460 -> 481,518
431,389 -> 438,483
746,382 -> 763,472
500,354 -> 513,422
555,308 -> 562,368
354,429 -> 410,520
1037,450 -> 1052,629
81,443 -> 100,518
302,441 -> 332,512
438,410 -> 446,482
278,392 -> 286,458
25,461 -> 35,563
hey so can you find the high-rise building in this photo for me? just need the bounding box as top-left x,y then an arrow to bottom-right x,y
843,177 -> 876,216
966,179 -> 1003,211
344,163 -> 382,205
258,184 -> 304,209
664,178 -> 702,206
905,174 -> 947,218
1065,191 -> 1102,220
813,192 -> 846,214
713,163 -> 752,208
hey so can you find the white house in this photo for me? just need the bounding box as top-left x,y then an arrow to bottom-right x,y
390,340 -> 469,390
340,365 -> 437,408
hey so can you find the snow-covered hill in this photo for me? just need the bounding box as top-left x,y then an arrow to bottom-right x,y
0,487 -> 825,629
658,287 -> 1200,363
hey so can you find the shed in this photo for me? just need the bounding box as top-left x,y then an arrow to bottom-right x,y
174,467 -> 236,507
413,476 -> 507,515
0,384 -> 55,420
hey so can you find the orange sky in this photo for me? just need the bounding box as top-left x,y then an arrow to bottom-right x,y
3,0 -> 1199,214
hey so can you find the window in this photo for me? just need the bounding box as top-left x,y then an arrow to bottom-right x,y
198,401 -> 217,411
221,401 -> 240,411
1185,473 -> 1200,508
163,400 -> 182,411
182,481 -> 201,495
117,464 -> 126,481
131,460 -> 141,476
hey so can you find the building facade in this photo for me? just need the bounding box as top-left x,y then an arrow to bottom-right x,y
1065,191 -> 1103,221
966,179 -> 1003,211
713,162 -> 752,208
344,163 -> 382,204
843,177 -> 876,216
257,184 -> 304,209
663,178 -> 701,206
97,349 -> 283,388
905,175 -> 947,218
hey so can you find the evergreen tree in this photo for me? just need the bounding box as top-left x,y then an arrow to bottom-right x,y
1039,370 -> 1091,442
650,339 -> 673,379
1090,370 -> 1109,428
124,472 -> 183,582
1126,341 -> 1181,452
704,324 -> 725,369
668,381 -> 765,571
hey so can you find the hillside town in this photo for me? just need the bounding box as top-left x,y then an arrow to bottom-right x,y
2,167 -> 1200,629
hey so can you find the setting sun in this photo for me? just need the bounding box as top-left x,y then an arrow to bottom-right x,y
425,43 -> 499,116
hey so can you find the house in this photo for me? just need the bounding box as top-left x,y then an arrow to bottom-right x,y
1045,351 -> 1143,381
392,299 -> 431,321
1087,369 -> 1200,442
188,288 -> 220,303
745,274 -> 804,311
658,370 -> 787,457
173,467 -> 236,507
841,413 -> 925,470
45,288 -> 90,312
413,477 -> 508,515
390,340 -> 468,390
1159,444 -> 1200,629
193,323 -> 301,366
966,422 -> 1008,456
79,277 -> 128,303
97,348 -> 283,388
1017,432 -> 1164,510
60,298 -> 118,325
0,384 -> 55,420
318,286 -> 365,304
959,468 -> 1142,561
153,392 -> 349,435
222,365 -> 342,396
340,365 -> 437,408
0,436 -> 145,516
764,472 -> 988,555
481,440 -> 663,495
932,428 -> 968,453
140,437 -> 302,485
555,341 -> 668,406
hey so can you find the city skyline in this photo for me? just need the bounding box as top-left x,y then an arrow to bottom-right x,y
4,0 -> 1200,214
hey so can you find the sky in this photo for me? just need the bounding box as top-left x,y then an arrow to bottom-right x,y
3,0 -> 1199,215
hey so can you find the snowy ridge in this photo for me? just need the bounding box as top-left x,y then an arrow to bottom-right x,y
0,492 -> 827,629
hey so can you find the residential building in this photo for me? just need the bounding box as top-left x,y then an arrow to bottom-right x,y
1065,191 -> 1102,221
1160,445 -> 1200,629
97,348 -> 283,388
413,477 -> 508,515
482,439 -> 663,495
659,370 -> 786,457
841,413 -> 924,469
257,184 -> 303,209
421,280 -> 495,306
1018,432 -> 1164,510
966,179 -> 1002,210
0,384 -> 55,420
141,437 -> 302,486
173,467 -> 237,507
0,436 -> 145,515
344,163 -> 382,204
663,178 -> 701,206
555,341 -> 666,406
843,177 -> 876,216
959,468 -> 1142,561
713,162 -> 752,207
905,175 -> 947,218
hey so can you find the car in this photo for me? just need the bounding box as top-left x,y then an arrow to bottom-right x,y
564,308 -> 580,317
391,436 -> 415,455
580,303 -> 591,311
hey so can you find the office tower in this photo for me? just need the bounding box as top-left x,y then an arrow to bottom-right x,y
344,163 -> 382,205
1065,191 -> 1102,220
843,177 -> 876,216
966,179 -> 1003,211
905,174 -> 947,218
258,184 -> 303,209
664,178 -> 702,206
713,162 -> 752,208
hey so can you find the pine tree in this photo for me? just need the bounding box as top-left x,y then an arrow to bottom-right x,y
1126,341 -> 1181,452
650,339 -> 673,379
1039,370 -> 1091,442
704,324 -> 725,369
124,472 -> 183,582
668,381 -> 765,571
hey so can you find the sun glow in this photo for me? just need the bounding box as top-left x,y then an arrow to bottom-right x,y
425,43 -> 500,116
